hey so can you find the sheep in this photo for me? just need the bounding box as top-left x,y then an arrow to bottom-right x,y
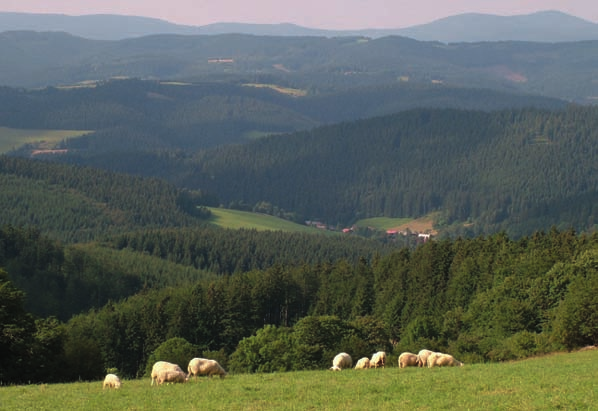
330,352 -> 352,370
354,357 -> 371,369
427,352 -> 464,368
187,358 -> 227,379
102,373 -> 121,389
151,361 -> 185,386
417,349 -> 435,368
398,352 -> 420,368
370,351 -> 387,368
156,369 -> 188,385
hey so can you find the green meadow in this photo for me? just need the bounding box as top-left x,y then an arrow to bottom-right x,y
0,127 -> 90,153
1,350 -> 595,410
207,207 -> 322,233
355,216 -> 413,230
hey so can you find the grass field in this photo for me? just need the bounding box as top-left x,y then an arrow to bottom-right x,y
355,216 -> 414,230
207,207 -> 320,233
1,350 -> 595,410
0,127 -> 91,153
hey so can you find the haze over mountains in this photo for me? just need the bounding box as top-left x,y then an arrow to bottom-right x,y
2,10 -> 598,42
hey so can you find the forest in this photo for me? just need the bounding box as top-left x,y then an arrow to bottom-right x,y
25,103 -> 597,238
2,28 -> 598,387
2,224 -> 598,383
2,31 -> 598,103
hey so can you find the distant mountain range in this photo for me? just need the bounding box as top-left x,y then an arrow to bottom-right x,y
1,28 -> 597,102
2,10 -> 598,42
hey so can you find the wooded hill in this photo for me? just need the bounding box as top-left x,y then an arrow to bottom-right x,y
1,79 -> 564,151
164,106 -> 598,238
0,156 -> 212,242
1,31 -> 598,102
6,101 -> 598,238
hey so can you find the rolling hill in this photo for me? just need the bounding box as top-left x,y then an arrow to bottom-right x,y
0,29 -> 598,102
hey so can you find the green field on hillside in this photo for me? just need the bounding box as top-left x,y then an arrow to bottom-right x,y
0,127 -> 91,153
355,216 -> 413,230
207,207 -> 320,233
1,350 -> 595,410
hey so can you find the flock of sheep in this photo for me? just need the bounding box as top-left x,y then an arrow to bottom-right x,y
330,349 -> 464,371
103,349 -> 463,389
102,357 -> 227,389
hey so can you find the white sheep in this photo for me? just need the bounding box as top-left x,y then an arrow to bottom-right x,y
187,358 -> 227,379
354,357 -> 371,369
370,351 -> 387,368
427,352 -> 464,368
102,373 -> 121,389
417,349 -> 435,367
330,352 -> 352,370
156,369 -> 188,385
398,352 -> 419,368
151,361 -> 185,386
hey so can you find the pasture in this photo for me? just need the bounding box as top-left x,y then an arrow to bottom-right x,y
0,127 -> 90,154
1,350 -> 595,410
207,207 -> 323,233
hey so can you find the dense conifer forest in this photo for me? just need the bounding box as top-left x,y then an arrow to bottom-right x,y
180,106 -> 598,236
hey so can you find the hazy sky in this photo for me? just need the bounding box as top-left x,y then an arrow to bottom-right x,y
1,0 -> 597,29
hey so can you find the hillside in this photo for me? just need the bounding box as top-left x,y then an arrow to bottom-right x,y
1,31 -> 598,102
4,223 -> 598,384
177,106 -> 598,237
1,350 -> 597,409
0,156 -> 209,242
1,78 -> 564,153
2,85 -> 595,238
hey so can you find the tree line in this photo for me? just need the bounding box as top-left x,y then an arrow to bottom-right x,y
2,224 -> 597,383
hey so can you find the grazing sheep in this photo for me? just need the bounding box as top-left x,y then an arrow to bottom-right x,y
354,357 -> 371,369
151,361 -> 185,386
187,358 -> 227,379
370,351 -> 387,368
102,373 -> 121,389
398,352 -> 420,368
427,352 -> 464,368
330,352 -> 352,370
156,369 -> 188,385
417,349 -> 435,368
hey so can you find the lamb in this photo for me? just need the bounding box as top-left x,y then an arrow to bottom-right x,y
102,373 -> 121,389
354,357 -> 371,369
417,349 -> 435,368
151,361 -> 185,386
398,352 -> 420,368
156,369 -> 188,385
427,352 -> 464,368
187,358 -> 227,379
370,351 -> 387,368
330,352 -> 352,370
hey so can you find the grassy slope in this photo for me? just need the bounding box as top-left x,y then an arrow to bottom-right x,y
1,350 -> 595,410
0,127 -> 91,153
207,207 -> 322,233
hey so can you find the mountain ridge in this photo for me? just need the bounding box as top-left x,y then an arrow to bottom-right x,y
2,10 -> 598,42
